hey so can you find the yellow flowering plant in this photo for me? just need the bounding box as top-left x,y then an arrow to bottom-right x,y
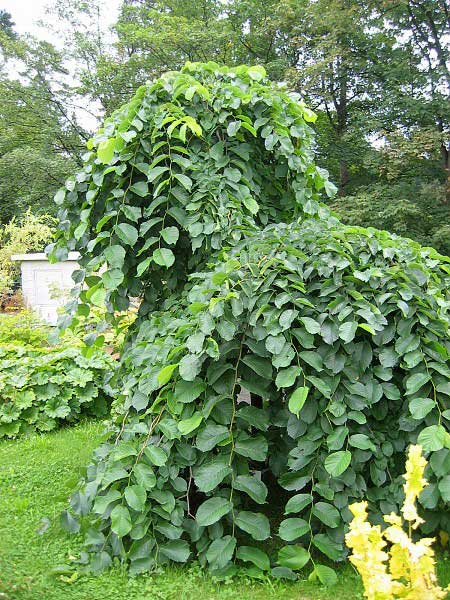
346,444 -> 449,599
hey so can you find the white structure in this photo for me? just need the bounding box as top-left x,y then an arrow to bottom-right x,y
11,252 -> 80,325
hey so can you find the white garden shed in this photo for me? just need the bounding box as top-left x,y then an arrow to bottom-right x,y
11,252 -> 80,325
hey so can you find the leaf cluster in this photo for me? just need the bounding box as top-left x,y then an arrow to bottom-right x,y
0,344 -> 116,438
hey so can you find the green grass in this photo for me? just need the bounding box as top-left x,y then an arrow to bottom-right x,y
0,421 -> 448,600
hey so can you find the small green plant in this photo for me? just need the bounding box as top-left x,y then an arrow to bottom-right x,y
0,310 -> 50,346
0,344 -> 117,437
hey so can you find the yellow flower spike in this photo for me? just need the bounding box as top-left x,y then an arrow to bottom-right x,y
345,444 -> 448,599
402,444 -> 428,529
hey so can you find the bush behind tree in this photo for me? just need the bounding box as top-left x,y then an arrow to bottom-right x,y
49,63 -> 450,580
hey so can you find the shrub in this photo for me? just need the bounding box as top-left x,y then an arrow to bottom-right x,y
50,63 -> 450,580
346,445 -> 450,599
0,210 -> 55,302
0,310 -> 50,346
0,344 -> 117,438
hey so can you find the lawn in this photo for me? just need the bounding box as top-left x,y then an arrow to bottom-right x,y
0,421 -> 448,600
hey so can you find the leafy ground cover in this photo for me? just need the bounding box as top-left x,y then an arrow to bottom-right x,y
0,423 -> 444,600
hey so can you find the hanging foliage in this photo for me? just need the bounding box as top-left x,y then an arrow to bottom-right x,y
49,63 -> 450,581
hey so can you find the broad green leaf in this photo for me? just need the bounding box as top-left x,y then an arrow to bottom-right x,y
130,181 -> 149,197
233,475 -> 268,504
313,564 -> 338,587
338,321 -> 357,343
116,223 -> 138,246
178,354 -> 201,381
288,386 -> 309,416
133,463 -> 156,490
194,456 -> 231,492
152,248 -> 175,267
124,485 -> 146,512
178,412 -> 203,435
418,425 -> 447,452
110,505 -> 132,537
284,494 -> 312,514
235,511 -> 270,540
278,545 -> 310,570
159,539 -> 190,563
324,450 -> 351,477
104,245 -> 126,267
196,497 -> 232,526
279,518 -> 310,541
349,434 -> 375,451
196,423 -> 230,452
143,445 -> 168,466
157,363 -> 178,386
248,65 -> 266,81
312,502 -> 340,528
97,137 -> 116,163
405,372 -> 431,395
276,366 -> 302,389
206,536 -> 236,570
236,546 -> 270,571
161,226 -> 179,245
300,317 -> 320,334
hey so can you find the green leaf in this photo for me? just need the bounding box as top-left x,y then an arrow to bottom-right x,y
247,65 -> 266,81
143,445 -> 168,466
174,173 -> 192,191
276,366 -> 302,389
196,423 -> 230,452
418,425 -> 447,452
300,317 -> 320,334
324,451 -> 351,477
104,245 -> 126,267
278,546 -> 310,570
178,354 -> 201,381
243,195 -> 260,215
130,181 -> 149,197
157,363 -> 179,386
124,485 -> 146,512
349,434 -> 375,451
312,534 -> 342,561
110,504 -> 132,537
161,226 -> 179,245
159,539 -> 190,563
196,497 -> 232,526
233,475 -> 268,504
116,223 -> 138,246
313,564 -> 338,587
312,502 -> 340,528
206,536 -> 236,570
178,412 -> 203,435
284,494 -> 312,514
147,166 -> 169,182
194,456 -> 231,492
60,510 -> 80,533
438,475 -> 450,502
97,138 -> 116,163
405,372 -> 431,395
242,355 -> 273,379
288,387 -> 309,416
152,248 -> 175,267
133,463 -> 156,490
279,518 -> 310,541
338,321 -> 358,343
235,511 -> 270,540
102,268 -> 124,290
236,546 -> 270,571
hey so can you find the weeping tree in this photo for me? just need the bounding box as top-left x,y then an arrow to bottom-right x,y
49,63 -> 450,581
